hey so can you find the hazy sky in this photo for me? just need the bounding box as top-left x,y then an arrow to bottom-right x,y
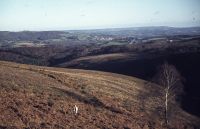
0,0 -> 200,31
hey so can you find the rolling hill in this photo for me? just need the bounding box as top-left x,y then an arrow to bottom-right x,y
0,61 -> 199,129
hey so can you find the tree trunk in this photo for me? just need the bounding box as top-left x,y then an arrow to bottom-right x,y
165,89 -> 169,125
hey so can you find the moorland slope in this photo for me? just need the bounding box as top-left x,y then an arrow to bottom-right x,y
0,61 -> 199,129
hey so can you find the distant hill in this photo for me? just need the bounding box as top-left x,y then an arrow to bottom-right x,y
0,61 -> 199,129
67,26 -> 200,37
0,31 -> 67,41
1,27 -> 200,42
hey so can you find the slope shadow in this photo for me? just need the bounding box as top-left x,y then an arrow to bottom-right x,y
52,87 -> 123,114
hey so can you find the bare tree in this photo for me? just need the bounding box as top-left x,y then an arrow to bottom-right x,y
154,62 -> 183,125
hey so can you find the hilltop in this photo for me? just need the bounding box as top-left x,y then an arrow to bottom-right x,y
0,61 -> 199,129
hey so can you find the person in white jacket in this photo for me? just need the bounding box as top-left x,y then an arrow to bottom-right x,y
74,105 -> 78,115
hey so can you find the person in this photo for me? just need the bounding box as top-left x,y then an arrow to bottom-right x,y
74,105 -> 78,115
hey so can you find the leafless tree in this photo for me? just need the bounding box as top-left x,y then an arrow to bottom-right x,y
154,62 -> 183,125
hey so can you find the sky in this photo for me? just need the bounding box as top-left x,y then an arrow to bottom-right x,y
0,0 -> 200,31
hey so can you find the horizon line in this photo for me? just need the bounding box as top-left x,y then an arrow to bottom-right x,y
1,25 -> 200,32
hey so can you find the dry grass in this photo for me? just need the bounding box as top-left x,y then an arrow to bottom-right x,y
59,53 -> 136,67
0,61 -> 199,129
13,42 -> 46,48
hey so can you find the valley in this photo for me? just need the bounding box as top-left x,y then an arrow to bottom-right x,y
0,27 -> 200,128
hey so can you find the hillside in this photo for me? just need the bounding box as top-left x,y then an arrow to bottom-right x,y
58,53 -> 136,67
0,61 -> 199,129
57,51 -> 200,118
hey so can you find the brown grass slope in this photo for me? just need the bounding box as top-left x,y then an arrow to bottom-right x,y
58,53 -> 136,67
0,61 -> 199,129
